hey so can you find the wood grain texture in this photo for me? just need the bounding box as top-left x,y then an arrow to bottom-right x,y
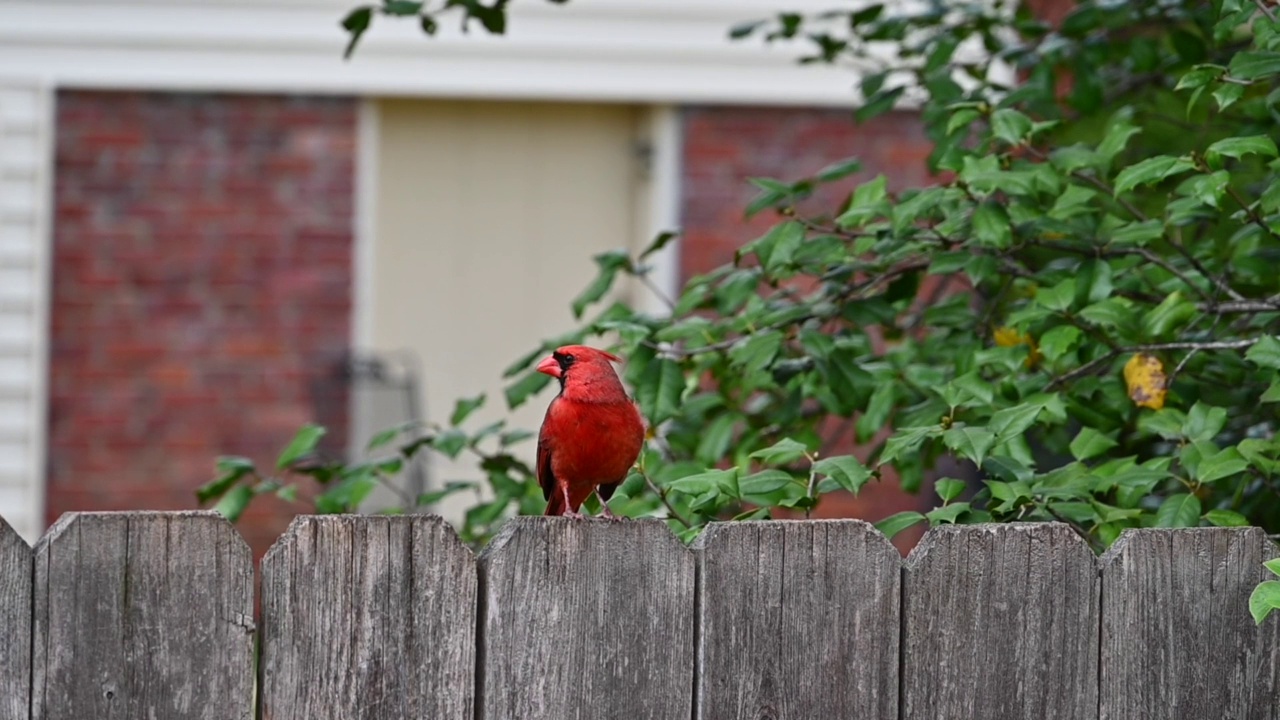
479,517 -> 695,720
31,511 -> 254,720
1100,527 -> 1280,720
259,515 -> 477,720
0,516 -> 30,720
693,520 -> 900,720
902,523 -> 1099,720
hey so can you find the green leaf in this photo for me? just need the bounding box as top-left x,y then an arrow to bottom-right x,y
1263,377 -> 1280,404
1250,581 -> 1280,625
875,510 -> 927,539
943,425 -> 996,467
813,455 -> 873,494
416,481 -> 475,507
667,468 -> 735,496
1212,83 -> 1244,111
835,175 -> 889,227
571,251 -> 631,319
1038,325 -> 1082,363
880,426 -> 940,466
934,477 -> 966,502
730,330 -> 783,378
744,220 -> 805,272
1197,447 -> 1249,484
450,394 -> 486,426
983,455 -> 1034,483
383,0 -> 423,15
1070,426 -> 1118,461
815,157 -> 863,182
989,402 -> 1046,441
1268,558 -> 1280,577
1096,108 -> 1140,165
634,358 -> 685,425
1203,509 -> 1250,527
855,86 -> 907,123
1155,493 -> 1202,528
213,486 -> 253,522
1142,291 -> 1197,338
276,424 -> 326,470
1229,51 -> 1280,81
972,203 -> 1012,248
341,6 -> 374,59
1035,278 -> 1076,312
1183,402 -> 1227,442
991,108 -> 1033,145
1109,219 -> 1165,246
1246,336 -> 1280,369
927,502 -> 970,525
197,457 -> 255,504
1207,135 -> 1279,161
1114,155 -> 1196,194
750,437 -> 809,466
856,382 -> 896,442
504,371 -> 552,410
739,469 -> 795,498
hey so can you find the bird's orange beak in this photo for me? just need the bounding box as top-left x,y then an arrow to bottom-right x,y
536,355 -> 562,379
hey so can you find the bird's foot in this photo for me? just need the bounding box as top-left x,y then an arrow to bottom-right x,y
561,509 -> 586,520
598,505 -> 625,522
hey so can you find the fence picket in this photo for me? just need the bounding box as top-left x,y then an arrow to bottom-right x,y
259,515 -> 477,720
1100,527 -> 1280,719
478,517 -> 695,720
30,511 -> 253,720
0,517 -> 30,720
902,523 -> 1099,719
693,520 -> 900,720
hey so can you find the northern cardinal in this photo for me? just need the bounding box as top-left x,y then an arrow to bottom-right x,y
535,345 -> 645,517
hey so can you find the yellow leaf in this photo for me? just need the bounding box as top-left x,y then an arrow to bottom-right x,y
1123,353 -> 1167,410
993,326 -> 1042,368
993,326 -> 1027,347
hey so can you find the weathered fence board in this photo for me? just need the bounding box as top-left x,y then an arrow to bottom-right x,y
903,523 -> 1100,720
260,515 -> 477,720
1100,527 -> 1280,719
693,520 -> 900,719
479,517 -> 695,720
1,517 -> 30,720
30,511 -> 253,720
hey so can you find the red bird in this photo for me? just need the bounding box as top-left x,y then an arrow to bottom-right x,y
535,345 -> 645,517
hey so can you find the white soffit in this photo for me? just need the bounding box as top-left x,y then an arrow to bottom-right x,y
0,0 -> 862,107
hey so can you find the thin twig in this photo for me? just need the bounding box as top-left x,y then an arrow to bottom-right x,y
636,271 -> 677,310
1254,0 -> 1277,23
1225,183 -> 1280,242
1163,228 -> 1246,302
1045,337 -> 1266,389
643,472 -> 693,529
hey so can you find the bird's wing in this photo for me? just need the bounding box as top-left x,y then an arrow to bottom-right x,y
536,404 -> 557,502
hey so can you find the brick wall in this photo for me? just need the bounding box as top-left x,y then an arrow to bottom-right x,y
50,91 -> 355,557
679,106 -> 938,551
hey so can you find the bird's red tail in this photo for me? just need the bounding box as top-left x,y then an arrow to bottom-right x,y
545,490 -> 569,516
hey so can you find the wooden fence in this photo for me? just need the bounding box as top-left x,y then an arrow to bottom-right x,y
1,512 -> 1277,719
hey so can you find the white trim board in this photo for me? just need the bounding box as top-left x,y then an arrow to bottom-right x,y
0,78 -> 52,545
0,0 -> 860,107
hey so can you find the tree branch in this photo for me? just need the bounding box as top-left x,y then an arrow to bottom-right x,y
1045,337 -> 1265,389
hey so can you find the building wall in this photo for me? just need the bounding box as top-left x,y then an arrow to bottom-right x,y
680,107 -> 934,279
49,91 -> 355,556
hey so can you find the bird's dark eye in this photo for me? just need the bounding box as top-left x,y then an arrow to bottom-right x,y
562,353 -> 575,363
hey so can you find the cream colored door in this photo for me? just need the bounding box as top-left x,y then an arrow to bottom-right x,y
360,99 -> 655,518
